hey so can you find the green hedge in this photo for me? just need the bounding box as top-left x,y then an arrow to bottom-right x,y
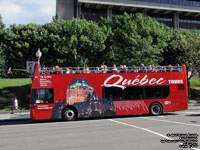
11,69 -> 30,78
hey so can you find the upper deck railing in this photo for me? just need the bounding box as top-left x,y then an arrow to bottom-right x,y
39,65 -> 183,75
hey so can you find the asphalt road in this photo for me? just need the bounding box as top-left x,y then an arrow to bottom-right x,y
0,110 -> 200,150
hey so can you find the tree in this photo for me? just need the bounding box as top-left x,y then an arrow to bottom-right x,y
42,18 -> 107,67
173,31 -> 200,80
100,13 -> 174,66
0,20 -> 6,76
3,23 -> 46,69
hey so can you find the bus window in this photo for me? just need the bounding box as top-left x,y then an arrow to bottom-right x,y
32,89 -> 54,104
124,86 -> 143,100
154,86 -> 162,97
144,86 -> 169,99
145,86 -> 162,99
163,85 -> 170,98
103,85 -> 169,100
103,87 -> 123,100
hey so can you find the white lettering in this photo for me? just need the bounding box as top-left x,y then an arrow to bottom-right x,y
157,78 -> 165,84
131,75 -> 140,85
103,75 -> 125,89
139,75 -> 149,85
149,78 -> 156,85
122,79 -> 132,86
103,75 -> 166,89
168,80 -> 183,84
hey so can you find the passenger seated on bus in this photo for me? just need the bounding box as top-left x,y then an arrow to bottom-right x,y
101,65 -> 108,73
173,64 -> 182,72
166,64 -> 173,72
45,68 -> 50,74
178,64 -> 183,72
75,67 -> 81,74
95,67 -> 101,73
123,65 -> 128,73
147,65 -> 153,73
139,64 -> 146,72
53,65 -> 61,74
151,64 -> 155,72
84,67 -> 90,74
63,68 -> 70,74
156,66 -> 163,72
112,64 -> 118,73
119,65 -> 124,73
132,65 -> 138,73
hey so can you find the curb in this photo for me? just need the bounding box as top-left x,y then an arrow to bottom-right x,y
0,112 -> 30,122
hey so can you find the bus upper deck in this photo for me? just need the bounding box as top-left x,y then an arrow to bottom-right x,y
39,65 -> 183,75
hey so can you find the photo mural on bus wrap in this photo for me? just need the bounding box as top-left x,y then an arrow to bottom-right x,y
66,78 -> 116,118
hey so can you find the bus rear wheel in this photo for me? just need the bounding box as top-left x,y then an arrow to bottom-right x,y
149,102 -> 163,116
62,107 -> 76,121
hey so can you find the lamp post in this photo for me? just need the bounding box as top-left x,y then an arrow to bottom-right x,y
36,48 -> 42,62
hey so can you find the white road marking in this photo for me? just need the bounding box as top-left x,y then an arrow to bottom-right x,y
109,119 -> 200,150
141,117 -> 200,127
109,119 -> 171,140
158,116 -> 165,117
180,112 -> 200,114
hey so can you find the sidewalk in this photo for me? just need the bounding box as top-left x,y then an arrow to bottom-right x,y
188,102 -> 200,110
0,112 -> 30,121
0,103 -> 200,121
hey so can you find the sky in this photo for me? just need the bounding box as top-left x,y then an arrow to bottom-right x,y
0,0 -> 56,27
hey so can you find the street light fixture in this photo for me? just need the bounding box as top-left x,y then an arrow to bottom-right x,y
36,48 -> 42,62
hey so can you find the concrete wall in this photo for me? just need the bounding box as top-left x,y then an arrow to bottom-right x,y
56,0 -> 75,20
56,0 -> 200,30
78,0 -> 200,13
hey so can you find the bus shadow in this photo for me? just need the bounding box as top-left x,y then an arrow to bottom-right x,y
0,113 -> 178,126
77,112 -> 178,122
0,119 -> 63,126
186,114 -> 200,117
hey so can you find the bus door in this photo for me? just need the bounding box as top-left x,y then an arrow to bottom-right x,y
31,88 -> 54,120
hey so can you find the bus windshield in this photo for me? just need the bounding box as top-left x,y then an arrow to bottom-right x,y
31,89 -> 54,104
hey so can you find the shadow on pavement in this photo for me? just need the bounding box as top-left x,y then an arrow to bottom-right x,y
0,119 -> 65,126
186,114 -> 200,117
0,112 -> 178,126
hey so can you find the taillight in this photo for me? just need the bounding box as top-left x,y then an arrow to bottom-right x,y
177,84 -> 185,90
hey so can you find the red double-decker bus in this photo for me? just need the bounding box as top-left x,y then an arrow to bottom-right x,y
30,62 -> 188,121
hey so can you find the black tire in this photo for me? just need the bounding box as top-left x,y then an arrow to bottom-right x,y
149,102 -> 163,116
62,107 -> 76,121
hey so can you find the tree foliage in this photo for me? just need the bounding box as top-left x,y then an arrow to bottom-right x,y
3,23 -> 45,68
173,31 -> 200,79
0,13 -> 199,78
102,13 -> 173,66
0,20 -> 6,76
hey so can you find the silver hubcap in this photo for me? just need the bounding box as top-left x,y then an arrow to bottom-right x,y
152,105 -> 160,115
65,110 -> 75,120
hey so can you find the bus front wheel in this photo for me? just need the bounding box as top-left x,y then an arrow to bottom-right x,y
62,107 -> 76,121
149,102 -> 163,116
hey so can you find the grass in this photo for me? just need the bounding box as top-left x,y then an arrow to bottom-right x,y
190,78 -> 200,87
0,78 -> 31,111
189,87 -> 200,102
189,78 -> 200,103
0,78 -> 32,89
